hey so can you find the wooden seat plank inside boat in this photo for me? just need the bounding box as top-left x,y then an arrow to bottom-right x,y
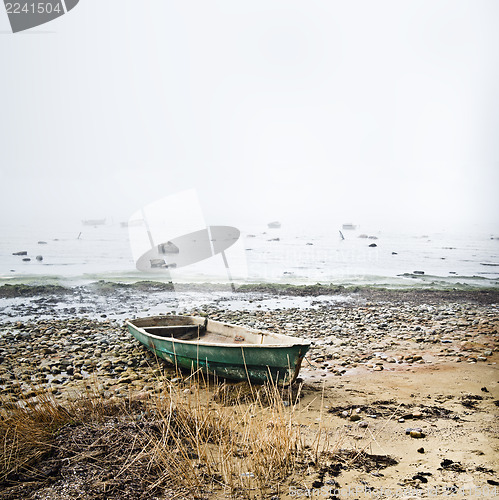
143,325 -> 254,344
144,325 -> 204,341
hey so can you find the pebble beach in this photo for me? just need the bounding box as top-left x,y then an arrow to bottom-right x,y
1,283 -> 498,498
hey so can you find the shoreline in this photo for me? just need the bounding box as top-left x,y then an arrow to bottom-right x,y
0,283 -> 498,498
1,281 -> 499,324
1,280 -> 499,298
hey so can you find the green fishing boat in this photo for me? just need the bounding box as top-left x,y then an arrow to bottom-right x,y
125,315 -> 310,384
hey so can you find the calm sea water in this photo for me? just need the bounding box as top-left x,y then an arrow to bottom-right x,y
0,221 -> 498,289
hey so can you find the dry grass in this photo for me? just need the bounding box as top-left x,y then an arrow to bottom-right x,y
0,391 -> 70,482
0,375 -> 331,499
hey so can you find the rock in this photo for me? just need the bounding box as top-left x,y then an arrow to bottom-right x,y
413,474 -> 428,483
36,255 -> 43,261
350,414 -> 361,422
373,365 -> 383,371
417,447 -> 425,453
410,430 -> 424,438
132,391 -> 149,401
406,427 -> 422,435
100,361 -> 112,370
440,459 -> 454,468
358,421 -> 368,428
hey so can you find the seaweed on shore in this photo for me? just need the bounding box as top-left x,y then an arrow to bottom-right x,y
0,284 -> 69,298
236,283 -> 348,296
1,281 -> 498,306
88,280 -> 175,294
328,401 -> 455,420
236,283 -> 499,304
328,450 -> 398,473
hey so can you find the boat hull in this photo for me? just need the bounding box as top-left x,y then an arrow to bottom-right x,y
126,316 -> 310,384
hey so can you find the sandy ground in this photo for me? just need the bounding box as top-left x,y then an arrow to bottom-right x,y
285,360 -> 498,499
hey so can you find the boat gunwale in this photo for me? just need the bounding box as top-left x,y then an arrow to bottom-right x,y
125,315 -> 311,349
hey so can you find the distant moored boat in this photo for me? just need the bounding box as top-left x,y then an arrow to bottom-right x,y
82,219 -> 106,226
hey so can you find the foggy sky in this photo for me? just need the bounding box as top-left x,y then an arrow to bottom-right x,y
1,1 -> 498,233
